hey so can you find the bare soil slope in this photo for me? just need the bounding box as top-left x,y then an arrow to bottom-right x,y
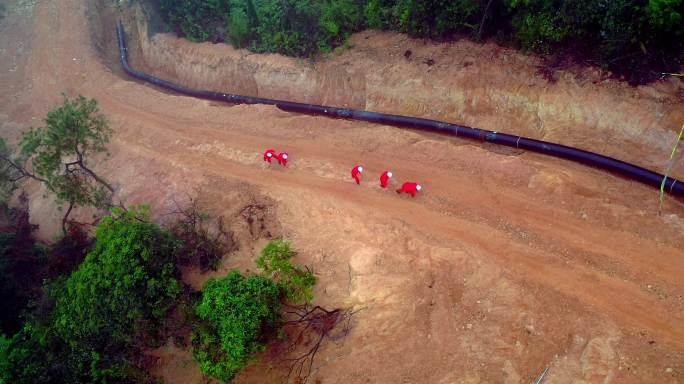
1,1 -> 683,383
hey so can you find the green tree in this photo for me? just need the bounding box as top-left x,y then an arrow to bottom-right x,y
255,239 -> 316,304
505,0 -> 572,52
319,0 -> 364,48
0,276 -> 85,384
52,206 -> 181,381
192,271 -> 281,382
0,326 -> 51,384
646,0 -> 682,30
0,95 -> 115,233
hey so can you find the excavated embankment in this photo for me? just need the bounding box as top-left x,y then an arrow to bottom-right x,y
119,3 -> 684,178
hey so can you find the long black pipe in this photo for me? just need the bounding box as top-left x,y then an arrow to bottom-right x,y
116,22 -> 684,196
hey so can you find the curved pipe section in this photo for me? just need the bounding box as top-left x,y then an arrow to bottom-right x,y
117,22 -> 683,196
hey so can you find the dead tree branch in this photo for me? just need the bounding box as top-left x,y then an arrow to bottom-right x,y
275,304 -> 361,384
165,195 -> 235,270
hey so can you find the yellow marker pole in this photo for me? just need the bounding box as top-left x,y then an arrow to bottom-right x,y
660,123 -> 684,210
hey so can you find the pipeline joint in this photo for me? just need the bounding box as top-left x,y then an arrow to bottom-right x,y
337,109 -> 352,118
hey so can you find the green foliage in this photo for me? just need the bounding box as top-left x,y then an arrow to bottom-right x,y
362,0 -> 384,29
0,325 -> 52,384
54,205 -> 179,342
159,0 -> 683,83
319,0 -> 364,48
646,0 -> 682,30
0,203 -> 221,384
52,205 -> 181,381
1,95 -> 115,234
226,6 -> 252,47
500,0 -> 683,82
192,271 -> 280,382
160,0 -> 365,57
363,0 -> 478,37
505,0 -> 570,53
0,139 -> 19,205
0,276 -> 92,384
255,239 -> 316,304
19,95 -> 113,210
159,0 -> 229,42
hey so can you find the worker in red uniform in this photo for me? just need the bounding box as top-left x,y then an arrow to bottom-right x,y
396,182 -> 422,197
263,149 -> 276,163
380,170 -> 393,188
351,165 -> 364,184
276,152 -> 289,166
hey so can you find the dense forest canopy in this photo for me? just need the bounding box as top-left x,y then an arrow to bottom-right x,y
158,0 -> 683,84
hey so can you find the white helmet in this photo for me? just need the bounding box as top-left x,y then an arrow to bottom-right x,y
267,152 -> 273,157
282,154 -> 288,159
387,171 -> 393,177
358,166 -> 363,172
416,185 -> 422,191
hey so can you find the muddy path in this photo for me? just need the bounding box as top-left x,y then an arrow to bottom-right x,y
1,1 -> 684,383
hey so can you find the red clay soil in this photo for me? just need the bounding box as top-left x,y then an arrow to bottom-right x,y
1,1 -> 683,383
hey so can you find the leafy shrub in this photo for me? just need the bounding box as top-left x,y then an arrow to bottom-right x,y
646,0 -> 683,30
319,0 -> 364,48
0,325 -> 52,384
256,239 -> 316,304
506,2 -> 569,53
502,0 -> 683,82
226,6 -> 253,47
159,0 -> 230,42
365,0 -> 479,37
192,271 -> 281,382
0,203 -> 226,384
52,205 -> 181,381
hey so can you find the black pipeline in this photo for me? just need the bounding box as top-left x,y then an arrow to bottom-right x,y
117,22 -> 684,196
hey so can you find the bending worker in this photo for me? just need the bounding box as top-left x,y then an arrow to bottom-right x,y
396,182 -> 422,197
351,165 -> 364,184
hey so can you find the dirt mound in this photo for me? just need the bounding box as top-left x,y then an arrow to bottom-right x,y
1,0 -> 683,383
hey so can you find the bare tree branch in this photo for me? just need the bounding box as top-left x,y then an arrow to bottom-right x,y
0,153 -> 48,183
61,200 -> 74,235
275,304 -> 359,384
75,146 -> 114,192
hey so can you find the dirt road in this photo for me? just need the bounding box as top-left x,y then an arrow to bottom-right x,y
1,1 -> 683,383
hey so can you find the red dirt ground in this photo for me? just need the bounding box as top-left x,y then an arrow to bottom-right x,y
1,1 -> 683,383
